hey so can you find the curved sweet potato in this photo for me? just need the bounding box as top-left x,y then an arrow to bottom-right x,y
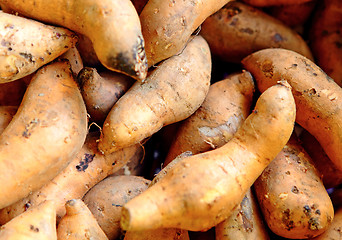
0,0 -> 148,81
0,11 -> 77,83
0,60 -> 88,209
120,83 -> 296,231
98,35 -> 211,154
242,48 -> 342,171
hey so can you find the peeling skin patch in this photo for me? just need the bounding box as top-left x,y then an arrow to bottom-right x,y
76,153 -> 95,172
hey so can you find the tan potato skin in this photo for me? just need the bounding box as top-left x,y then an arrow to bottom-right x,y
164,71 -> 255,166
120,83 -> 296,231
200,1 -> 313,64
309,0 -> 342,87
140,0 -> 231,67
0,201 -> 57,240
83,175 -> 151,240
77,67 -> 134,124
0,106 -> 17,134
0,131 -> 144,224
0,0 -> 148,81
0,60 -> 88,209
98,36 -> 211,155
0,11 -> 77,83
253,135 -> 334,239
242,48 -> 342,171
215,188 -> 270,240
57,199 -> 108,240
299,130 -> 342,189
241,0 -> 313,7
311,207 -> 342,240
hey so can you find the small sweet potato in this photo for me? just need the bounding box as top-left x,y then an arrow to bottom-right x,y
77,67 -> 134,124
0,11 -> 77,83
242,48 -> 342,171
200,1 -> 313,63
120,83 -> 296,231
98,35 -> 211,154
57,199 -> 108,240
215,188 -> 270,240
164,71 -> 255,165
83,175 -> 151,239
254,135 -> 334,239
0,201 -> 57,240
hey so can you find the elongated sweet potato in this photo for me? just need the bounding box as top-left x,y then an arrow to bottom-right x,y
200,1 -> 313,64
0,60 -> 88,209
77,67 -> 134,124
57,199 -> 108,240
164,71 -> 255,166
98,35 -> 211,154
309,0 -> 342,87
0,131 -> 143,224
83,175 -> 151,239
242,48 -> 342,171
140,0 -> 231,67
254,135 -> 334,239
120,83 -> 296,231
0,106 -> 17,134
215,188 -> 270,240
0,11 -> 77,83
0,201 -> 57,240
0,0 -> 148,81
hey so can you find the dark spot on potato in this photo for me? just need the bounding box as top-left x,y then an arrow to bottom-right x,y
291,186 -> 299,194
273,33 -> 284,43
22,119 -> 39,138
303,205 -> 311,216
283,209 -> 295,230
240,28 -> 254,34
292,63 -> 298,68
76,153 -> 95,172
262,61 -> 273,78
24,202 -> 31,211
19,52 -> 35,63
285,171 -> 291,175
30,225 -> 39,232
112,161 -> 116,166
112,203 -> 122,207
308,217 -> 320,230
315,209 -> 321,215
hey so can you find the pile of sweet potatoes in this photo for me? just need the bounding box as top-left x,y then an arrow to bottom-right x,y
0,0 -> 341,239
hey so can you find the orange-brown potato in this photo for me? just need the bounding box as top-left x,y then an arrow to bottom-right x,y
0,131 -> 144,224
0,201 -> 57,240
254,135 -> 334,239
215,188 -> 270,240
0,106 -> 17,134
140,0 -> 231,67
0,0 -> 148,81
200,1 -> 313,64
120,83 -> 296,231
242,48 -> 342,172
0,11 -> 77,83
57,199 -> 108,240
0,60 -> 88,209
83,175 -> 151,240
77,67 -> 134,125
299,130 -> 342,189
309,0 -> 342,87
164,71 -> 255,166
98,35 -> 211,155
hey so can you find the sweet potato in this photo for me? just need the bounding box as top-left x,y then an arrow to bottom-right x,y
77,67 -> 134,124
98,35 -> 211,154
242,48 -> 342,171
164,71 -> 255,166
0,200 -> 57,240
57,199 -> 108,240
0,60 -> 88,209
254,135 -> 334,239
0,131 -> 143,224
215,188 -> 270,240
241,0 -> 313,7
0,106 -> 17,134
140,0 -> 231,67
120,83 -> 296,231
0,11 -> 77,83
83,175 -> 151,239
299,130 -> 342,189
311,207 -> 342,240
309,0 -> 342,87
0,0 -> 148,81
200,1 -> 313,64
